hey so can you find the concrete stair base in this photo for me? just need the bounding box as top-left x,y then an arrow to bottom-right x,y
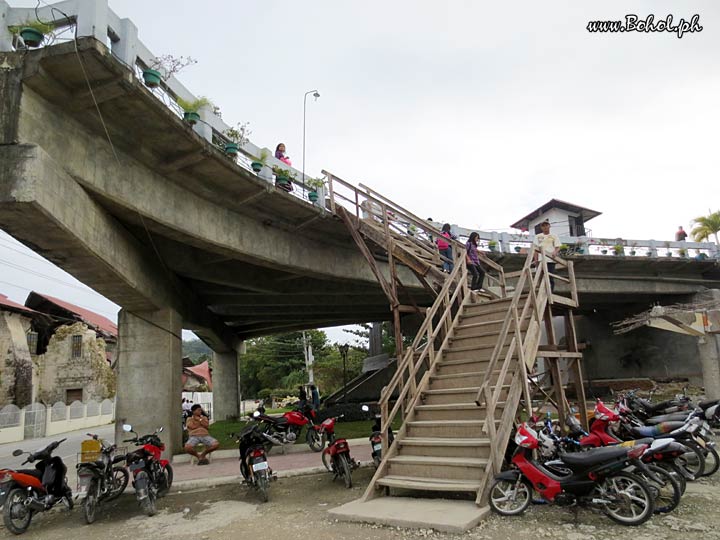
328,497 -> 490,533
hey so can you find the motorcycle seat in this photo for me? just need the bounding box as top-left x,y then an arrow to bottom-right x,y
560,446 -> 628,467
257,414 -> 286,425
699,399 -> 720,410
17,469 -> 42,479
630,421 -> 686,438
645,399 -> 675,413
646,412 -> 691,425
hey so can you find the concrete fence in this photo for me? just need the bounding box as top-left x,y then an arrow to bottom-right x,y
0,399 -> 115,444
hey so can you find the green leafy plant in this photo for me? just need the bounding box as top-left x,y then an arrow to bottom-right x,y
488,240 -> 498,251
306,177 -> 325,191
176,96 -> 211,113
613,244 -> 624,255
272,166 -> 296,181
678,247 -> 687,258
10,20 -> 54,35
223,121 -> 251,146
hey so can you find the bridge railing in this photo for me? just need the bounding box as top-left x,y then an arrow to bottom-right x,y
0,0 -> 326,207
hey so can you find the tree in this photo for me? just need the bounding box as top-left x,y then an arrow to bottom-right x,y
343,322 -> 411,357
691,211 -> 720,245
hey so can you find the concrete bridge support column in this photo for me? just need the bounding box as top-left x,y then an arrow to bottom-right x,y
697,290 -> 720,399
212,350 -> 239,421
115,308 -> 182,457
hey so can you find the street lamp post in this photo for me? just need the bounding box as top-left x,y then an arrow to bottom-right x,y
338,344 -> 349,403
302,89 -> 320,193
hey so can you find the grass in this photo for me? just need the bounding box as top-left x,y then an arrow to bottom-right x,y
207,417 -> 402,450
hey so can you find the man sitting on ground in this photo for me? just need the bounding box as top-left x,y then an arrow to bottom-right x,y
184,404 -> 219,465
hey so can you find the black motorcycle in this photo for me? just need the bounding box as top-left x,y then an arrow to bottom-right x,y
361,405 -> 394,468
122,424 -> 173,516
76,433 -> 129,524
236,417 -> 277,502
0,439 -> 73,535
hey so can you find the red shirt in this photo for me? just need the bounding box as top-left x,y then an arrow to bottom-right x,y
437,232 -> 451,250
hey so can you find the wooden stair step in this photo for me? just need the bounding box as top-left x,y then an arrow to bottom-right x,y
407,420 -> 497,427
400,437 -> 491,447
389,455 -> 488,468
416,402 -> 505,411
446,343 -> 516,353
431,369 -> 512,380
376,475 -> 482,492
422,386 -> 482,394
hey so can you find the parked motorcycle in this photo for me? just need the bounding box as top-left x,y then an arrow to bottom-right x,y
122,424 -> 173,516
255,403 -> 322,451
361,404 -> 394,468
0,438 -> 73,535
76,433 -> 129,524
236,417 -> 277,502
489,423 -> 655,526
319,414 -> 359,488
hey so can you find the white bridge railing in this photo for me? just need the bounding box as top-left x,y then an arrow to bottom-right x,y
0,0 -> 326,206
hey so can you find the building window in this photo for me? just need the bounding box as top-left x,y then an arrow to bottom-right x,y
71,335 -> 83,358
66,388 -> 83,404
26,332 -> 38,355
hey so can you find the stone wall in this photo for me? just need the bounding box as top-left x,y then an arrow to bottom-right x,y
0,311 -> 33,407
34,322 -> 116,404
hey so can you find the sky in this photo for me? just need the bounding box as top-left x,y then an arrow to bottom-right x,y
2,0 -> 719,344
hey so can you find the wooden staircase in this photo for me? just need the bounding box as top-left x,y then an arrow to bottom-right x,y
322,170 -> 583,513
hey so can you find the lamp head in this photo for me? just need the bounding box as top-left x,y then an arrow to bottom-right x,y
313,91 -> 320,100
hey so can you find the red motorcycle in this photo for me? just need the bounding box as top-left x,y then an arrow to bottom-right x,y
489,423 -> 655,525
256,404 -> 323,451
122,424 -> 173,516
319,415 -> 359,488
0,439 -> 73,534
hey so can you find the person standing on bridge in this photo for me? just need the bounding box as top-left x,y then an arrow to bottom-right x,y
437,223 -> 455,273
676,226 -> 688,242
465,232 -> 486,292
533,220 -> 561,292
275,143 -> 292,166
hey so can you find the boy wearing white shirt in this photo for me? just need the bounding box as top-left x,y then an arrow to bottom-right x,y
533,220 -> 561,291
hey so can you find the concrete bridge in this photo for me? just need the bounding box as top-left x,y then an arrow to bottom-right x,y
1,0 -> 719,455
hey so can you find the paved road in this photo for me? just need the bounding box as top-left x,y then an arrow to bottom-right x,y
0,424 -> 114,482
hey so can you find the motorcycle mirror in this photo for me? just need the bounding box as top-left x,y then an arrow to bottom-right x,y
122,424 -> 133,432
253,411 -> 261,418
361,405 -> 370,412
12,449 -> 23,457
157,427 -> 164,433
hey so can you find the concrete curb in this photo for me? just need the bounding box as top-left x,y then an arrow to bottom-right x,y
173,437 -> 369,463
173,461 -> 373,491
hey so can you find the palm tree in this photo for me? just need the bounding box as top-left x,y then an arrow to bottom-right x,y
691,211 -> 720,245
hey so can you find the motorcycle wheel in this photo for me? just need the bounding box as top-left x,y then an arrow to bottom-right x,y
83,479 -> 99,524
3,487 -> 33,534
136,472 -> 157,517
306,429 -> 325,452
656,462 -> 687,495
488,477 -> 531,516
695,441 -> 720,477
678,441 -> 706,479
373,455 -> 381,469
157,464 -> 174,497
256,471 -> 269,503
636,464 -> 681,514
106,467 -> 129,501
339,454 -> 353,489
597,472 -> 654,526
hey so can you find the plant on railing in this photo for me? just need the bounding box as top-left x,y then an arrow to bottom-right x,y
306,178 -> 325,203
514,245 -> 522,253
9,20 -> 54,48
488,240 -> 498,252
630,242 -> 637,256
665,241 -> 673,257
559,244 -> 569,256
221,122 -> 251,157
679,247 -> 687,258
597,240 -> 608,255
251,149 -> 270,173
142,55 -> 197,88
176,96 -> 211,125
613,243 -> 624,256
272,166 -> 296,188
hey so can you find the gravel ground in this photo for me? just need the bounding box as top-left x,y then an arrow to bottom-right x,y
3,464 -> 720,540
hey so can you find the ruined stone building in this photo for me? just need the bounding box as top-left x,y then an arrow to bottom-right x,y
0,292 -> 117,407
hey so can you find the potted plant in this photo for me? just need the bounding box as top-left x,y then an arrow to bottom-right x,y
488,240 -> 498,252
10,21 -> 53,48
272,166 -> 295,189
222,122 -> 251,157
251,149 -> 270,173
665,241 -> 672,257
679,247 -> 687,258
559,244 -> 569,256
514,246 -> 522,253
176,96 -> 211,125
142,55 -> 196,88
613,244 -> 624,256
629,243 -> 637,256
306,177 -> 325,203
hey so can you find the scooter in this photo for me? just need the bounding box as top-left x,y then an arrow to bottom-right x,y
361,404 -> 394,468
122,424 -> 173,517
0,439 -> 73,535
236,416 -> 277,502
